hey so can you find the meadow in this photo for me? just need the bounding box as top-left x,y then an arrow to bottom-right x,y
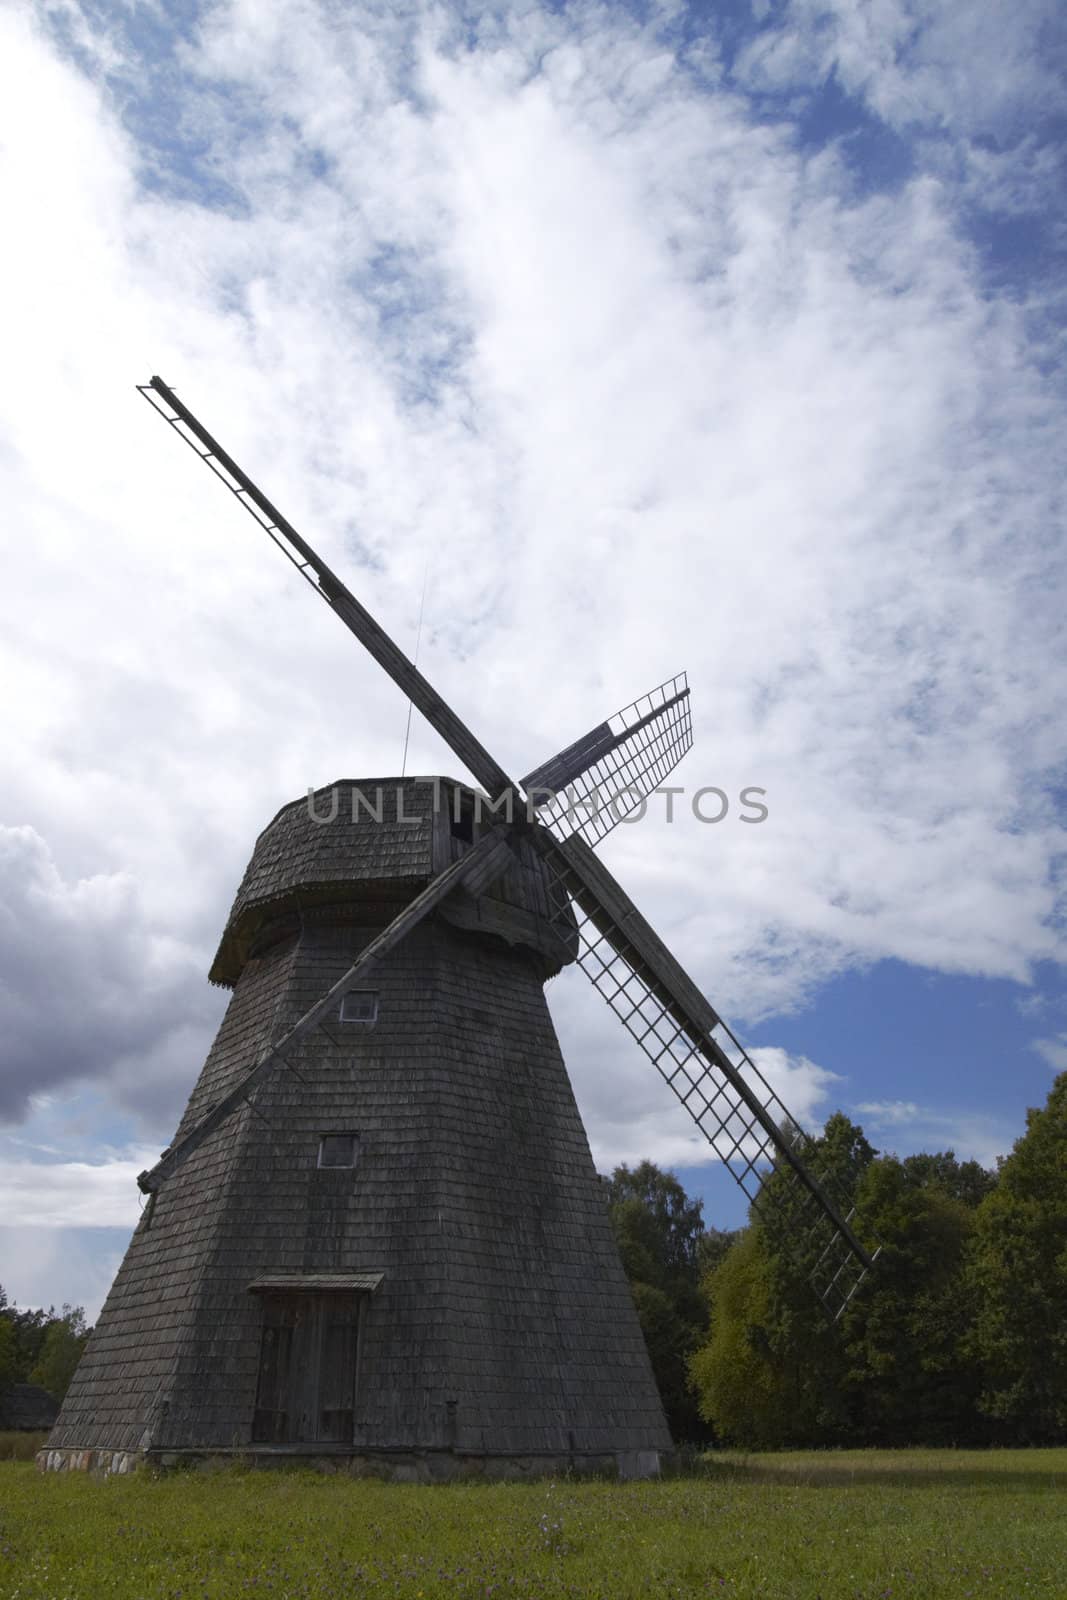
0,1442 -> 1064,1599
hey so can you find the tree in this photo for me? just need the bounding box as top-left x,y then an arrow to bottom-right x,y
30,1306 -> 90,1402
968,1072 -> 1067,1442
689,1129 -> 1001,1449
0,1287 -> 50,1384
757,1114 -> 879,1444
688,1225 -> 785,1445
695,1226 -> 737,1281
844,1154 -> 987,1445
0,1314 -> 17,1394
604,1162 -> 712,1440
899,1150 -> 996,1209
606,1162 -> 706,1281
689,1114 -> 881,1448
0,1287 -> 92,1401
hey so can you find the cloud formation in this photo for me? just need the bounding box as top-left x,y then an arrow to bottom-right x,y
0,826 -> 222,1125
1032,1033 -> 1067,1073
0,1150 -> 152,1230
852,1096 -> 1011,1170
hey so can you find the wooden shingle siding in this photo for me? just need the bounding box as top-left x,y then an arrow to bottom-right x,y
44,779 -> 670,1471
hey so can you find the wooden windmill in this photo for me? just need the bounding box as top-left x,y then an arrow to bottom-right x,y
41,379 -> 876,1479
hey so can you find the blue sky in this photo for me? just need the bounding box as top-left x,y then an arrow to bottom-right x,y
0,0 -> 1065,1314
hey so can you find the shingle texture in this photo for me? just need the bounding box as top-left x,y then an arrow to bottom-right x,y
1,1383 -> 59,1431
210,778 -> 572,985
46,780 -> 670,1465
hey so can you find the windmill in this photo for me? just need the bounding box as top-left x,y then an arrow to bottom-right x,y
41,379 -> 876,1480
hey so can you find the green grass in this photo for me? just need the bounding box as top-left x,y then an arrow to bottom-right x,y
1,1449 -> 1065,1599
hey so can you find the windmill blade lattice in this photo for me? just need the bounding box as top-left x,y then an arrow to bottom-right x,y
522,675 -> 692,848
535,832 -> 877,1321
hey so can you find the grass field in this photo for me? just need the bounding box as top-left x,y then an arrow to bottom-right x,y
0,1447 -> 1064,1599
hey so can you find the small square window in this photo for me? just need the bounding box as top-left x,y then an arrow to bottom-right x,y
318,1133 -> 360,1169
339,990 -> 377,1024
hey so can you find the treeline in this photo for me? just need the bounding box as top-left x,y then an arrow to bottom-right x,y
605,1069 -> 1067,1448
0,1292 -> 91,1403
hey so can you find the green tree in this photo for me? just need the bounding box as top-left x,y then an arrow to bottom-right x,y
845,1154 -> 987,1445
30,1305 -> 90,1402
690,1131 -> 999,1449
0,1287 -> 50,1383
688,1225 -> 785,1445
689,1114 -> 879,1448
759,1114 -> 878,1443
899,1150 -> 996,1209
0,1314 -> 18,1394
606,1162 -> 706,1279
968,1072 -> 1067,1442
605,1162 -> 711,1440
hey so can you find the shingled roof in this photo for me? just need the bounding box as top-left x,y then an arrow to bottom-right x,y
1,1383 -> 59,1431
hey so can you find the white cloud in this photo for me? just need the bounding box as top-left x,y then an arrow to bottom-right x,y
736,0 -> 1065,141
1032,1033 -> 1067,1072
854,1098 -> 923,1126
851,1098 -> 1010,1168
0,1224 -> 128,1322
0,1153 -> 151,1229
733,0 -> 1067,241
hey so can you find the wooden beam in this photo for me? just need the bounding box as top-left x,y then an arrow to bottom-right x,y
521,688 -> 690,796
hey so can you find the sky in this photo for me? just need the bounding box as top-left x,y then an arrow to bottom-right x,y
0,0 -> 1065,1320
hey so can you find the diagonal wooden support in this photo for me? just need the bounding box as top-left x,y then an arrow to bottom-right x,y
138,827 -> 518,1195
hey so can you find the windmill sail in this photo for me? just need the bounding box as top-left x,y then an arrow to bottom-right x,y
522,675 -> 692,848
534,832 -> 878,1320
137,378 -> 514,800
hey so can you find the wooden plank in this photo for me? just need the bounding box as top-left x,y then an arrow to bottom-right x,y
318,1299 -> 359,1442
137,825 -> 519,1194
521,688 -> 690,794
252,1302 -> 295,1444
521,720 -> 615,796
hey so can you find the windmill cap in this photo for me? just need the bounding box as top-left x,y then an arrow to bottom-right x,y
208,777 -> 573,986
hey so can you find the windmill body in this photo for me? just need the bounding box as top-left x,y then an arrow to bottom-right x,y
41,376 -> 877,1477
43,780 -> 670,1477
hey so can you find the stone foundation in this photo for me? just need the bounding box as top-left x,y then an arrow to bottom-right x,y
38,1445 -> 661,1482
37,1447 -> 141,1476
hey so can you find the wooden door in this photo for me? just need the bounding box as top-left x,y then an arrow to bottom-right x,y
317,1300 -> 360,1442
252,1296 -> 300,1443
252,1293 -> 361,1445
